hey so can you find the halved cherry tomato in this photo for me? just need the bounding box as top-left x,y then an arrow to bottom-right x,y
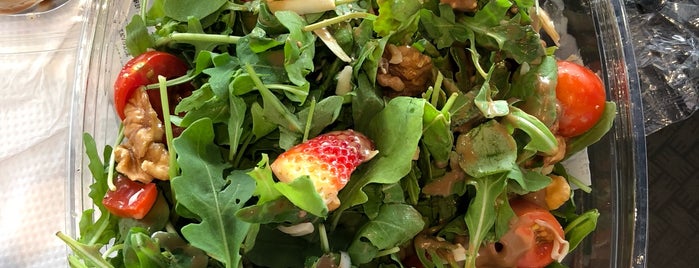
113,51 -> 191,120
555,61 -> 606,137
504,198 -> 567,268
102,175 -> 158,219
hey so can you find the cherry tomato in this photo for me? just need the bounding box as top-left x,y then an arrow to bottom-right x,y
102,175 -> 158,220
555,61 -> 606,137
113,51 -> 191,120
502,198 -> 566,268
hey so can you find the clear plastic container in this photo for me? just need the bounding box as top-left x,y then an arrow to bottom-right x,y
67,0 -> 649,267
0,0 -> 93,266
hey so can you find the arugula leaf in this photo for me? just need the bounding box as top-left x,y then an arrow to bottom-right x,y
333,97 -> 425,226
122,227 -> 169,267
125,15 -> 154,56
564,209 -> 600,251
509,55 -> 558,127
507,166 -> 553,194
566,102 -> 617,158
163,0 -> 227,21
296,95 -> 344,138
236,197 -> 314,224
172,118 -> 256,268
456,120 -> 517,178
80,133 -> 119,246
374,0 -> 422,44
274,175 -> 328,217
276,11 -> 315,98
464,173 -> 508,268
418,5 -> 469,49
227,95 -> 247,160
474,64 -> 510,118
504,105 -> 559,155
422,101 -> 453,165
202,52 -> 241,98
348,204 -> 425,264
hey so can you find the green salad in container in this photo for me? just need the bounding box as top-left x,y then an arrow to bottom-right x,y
57,0 -> 616,267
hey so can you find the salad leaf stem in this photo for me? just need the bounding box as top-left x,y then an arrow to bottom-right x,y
106,125 -> 124,191
441,93 -> 459,117
233,132 -> 254,168
56,232 -> 114,268
318,223 -> 330,253
87,215 -> 113,246
303,97 -> 316,142
158,76 -> 179,179
375,247 -> 400,258
155,33 -> 241,47
567,174 -> 592,193
303,12 -> 374,32
145,72 -> 196,90
245,64 -> 303,133
101,244 -> 123,259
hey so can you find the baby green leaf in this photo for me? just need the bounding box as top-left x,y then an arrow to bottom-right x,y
348,204 -> 425,264
566,102 -> 617,158
464,173 -> 508,268
456,120 -> 517,178
163,0 -> 227,21
172,118 -> 256,268
274,175 -> 328,217
504,106 -> 558,155
565,209 -> 600,251
333,97 -> 425,226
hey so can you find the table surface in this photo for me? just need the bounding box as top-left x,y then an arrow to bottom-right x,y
646,111 -> 699,267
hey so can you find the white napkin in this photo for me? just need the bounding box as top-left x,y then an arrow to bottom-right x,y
0,1 -> 84,266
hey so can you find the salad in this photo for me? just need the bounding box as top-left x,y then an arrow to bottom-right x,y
58,0 -> 617,267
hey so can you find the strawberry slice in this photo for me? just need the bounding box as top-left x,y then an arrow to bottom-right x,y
271,130 -> 378,211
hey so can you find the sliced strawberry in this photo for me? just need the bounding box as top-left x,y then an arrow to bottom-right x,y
270,130 -> 378,211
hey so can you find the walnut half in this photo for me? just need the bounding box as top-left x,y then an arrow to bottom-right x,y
114,88 -> 170,183
377,44 -> 434,97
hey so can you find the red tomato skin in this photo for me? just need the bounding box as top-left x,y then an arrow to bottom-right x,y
509,199 -> 565,268
555,61 -> 606,137
102,176 -> 158,219
113,51 -> 190,120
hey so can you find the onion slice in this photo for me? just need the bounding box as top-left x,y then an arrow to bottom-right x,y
313,27 -> 353,63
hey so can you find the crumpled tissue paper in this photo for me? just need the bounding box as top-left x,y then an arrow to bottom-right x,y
0,0 -> 84,266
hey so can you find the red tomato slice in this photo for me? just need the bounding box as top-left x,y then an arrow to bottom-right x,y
113,51 -> 190,120
505,198 -> 567,268
555,61 -> 606,137
102,175 -> 158,220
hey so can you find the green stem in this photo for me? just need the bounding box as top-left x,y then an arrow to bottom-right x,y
245,64 -> 303,132
233,132 -> 254,168
567,174 -> 593,193
318,223 -> 330,253
155,33 -> 241,47
145,71 -> 195,90
102,244 -> 124,259
431,72 -> 444,107
56,232 -> 114,268
106,125 -> 125,191
303,98 -> 316,142
375,247 -> 400,258
267,84 -> 309,99
303,12 -> 374,32
158,76 -> 178,179
441,93 -> 459,116
140,0 -> 148,20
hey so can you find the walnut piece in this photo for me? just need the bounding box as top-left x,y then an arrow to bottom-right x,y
377,44 -> 433,97
440,0 -> 477,12
114,88 -> 170,183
